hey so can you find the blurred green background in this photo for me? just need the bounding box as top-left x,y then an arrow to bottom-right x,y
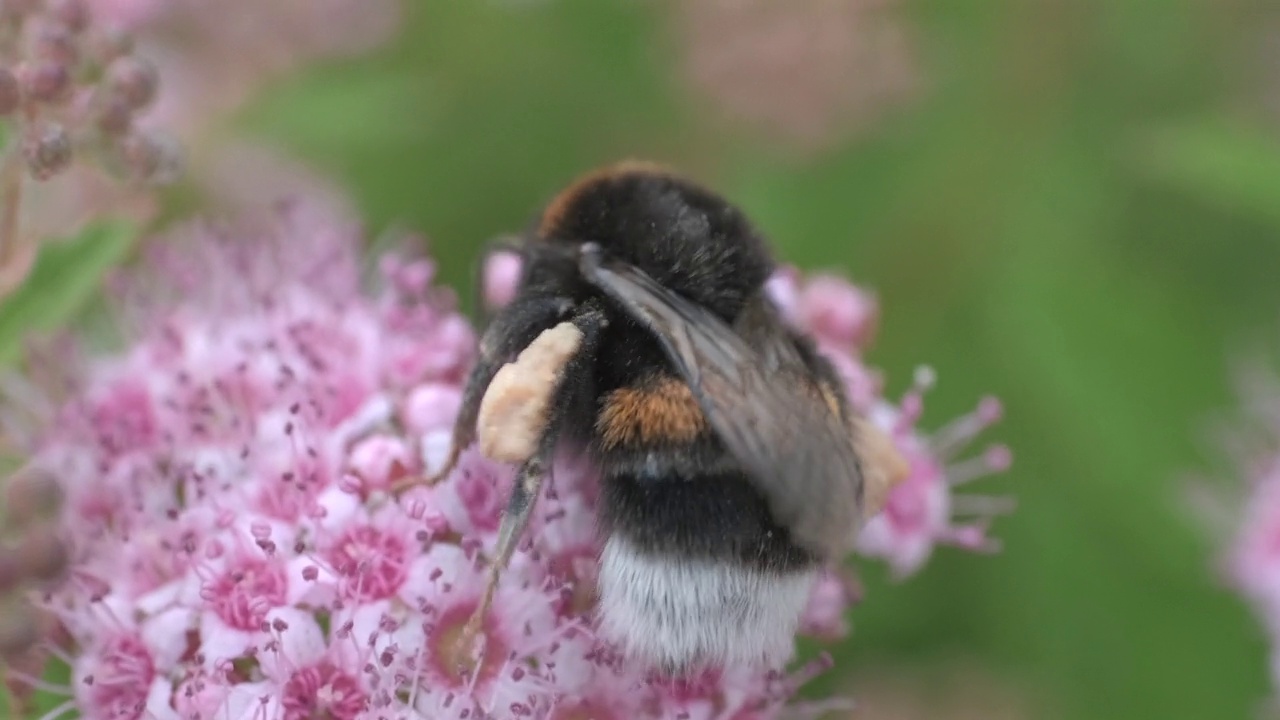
22,0 -> 1280,718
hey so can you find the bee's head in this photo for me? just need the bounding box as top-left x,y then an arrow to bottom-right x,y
540,165 -> 773,322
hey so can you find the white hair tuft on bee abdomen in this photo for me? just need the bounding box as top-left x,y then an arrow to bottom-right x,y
596,535 -> 817,671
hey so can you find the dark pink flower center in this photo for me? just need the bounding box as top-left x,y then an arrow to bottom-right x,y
455,465 -> 505,531
281,662 -> 367,720
326,524 -> 408,600
86,634 -> 155,720
885,486 -> 926,529
315,374 -> 370,428
208,558 -> 288,630
91,382 -> 158,455
884,467 -> 939,531
548,550 -> 598,617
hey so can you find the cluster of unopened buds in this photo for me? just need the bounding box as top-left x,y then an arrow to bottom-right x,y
0,200 -> 1011,719
0,0 -> 177,185
0,0 -> 180,296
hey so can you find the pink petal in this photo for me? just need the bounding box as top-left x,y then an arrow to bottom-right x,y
199,612 -> 256,670
215,681 -> 281,720
142,607 -> 197,671
144,677 -> 182,720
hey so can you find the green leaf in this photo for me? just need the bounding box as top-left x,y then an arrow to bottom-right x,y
0,222 -> 136,366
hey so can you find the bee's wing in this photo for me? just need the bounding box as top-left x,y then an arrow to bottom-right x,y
579,249 -> 864,558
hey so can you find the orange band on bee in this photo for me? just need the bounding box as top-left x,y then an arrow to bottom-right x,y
538,160 -> 673,238
597,376 -> 709,448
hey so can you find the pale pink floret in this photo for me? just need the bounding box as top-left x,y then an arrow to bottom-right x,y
346,434 -> 415,492
483,249 -> 525,311
400,382 -> 463,435
18,203 -> 1010,717
797,273 -> 880,351
799,570 -> 859,640
766,264 -> 877,351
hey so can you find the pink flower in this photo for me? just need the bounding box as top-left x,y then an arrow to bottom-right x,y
763,265 -> 1014,577
853,379 -> 1014,578
16,201 -> 1012,717
767,265 -> 878,351
671,0 -> 919,153
1201,368 -> 1280,693
1225,467 -> 1280,667
799,570 -> 860,640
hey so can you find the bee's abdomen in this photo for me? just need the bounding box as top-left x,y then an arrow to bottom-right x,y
595,532 -> 816,671
593,373 -> 815,572
597,459 -> 814,571
593,443 -> 819,669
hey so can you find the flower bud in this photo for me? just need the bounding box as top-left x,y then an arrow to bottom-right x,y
23,123 -> 72,180
0,600 -> 39,658
0,0 -> 40,21
26,18 -> 79,66
16,524 -> 67,581
118,131 -> 181,184
0,547 -> 21,592
47,0 -> 89,33
482,249 -> 522,311
95,93 -> 132,135
5,467 -> 63,520
87,26 -> 133,64
0,67 -> 21,115
18,60 -> 71,104
106,55 -> 157,110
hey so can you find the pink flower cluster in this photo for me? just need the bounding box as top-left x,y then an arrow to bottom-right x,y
20,207 -> 1010,720
1226,464 -> 1280,631
672,0 -> 919,153
1206,371 -> 1280,692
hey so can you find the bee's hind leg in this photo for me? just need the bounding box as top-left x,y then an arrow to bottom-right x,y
454,301 -> 607,663
391,292 -> 575,494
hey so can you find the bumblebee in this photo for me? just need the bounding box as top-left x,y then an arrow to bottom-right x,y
419,161 -> 873,672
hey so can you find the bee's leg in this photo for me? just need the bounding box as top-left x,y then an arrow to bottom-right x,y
456,451 -> 547,654
392,292 -> 574,493
456,302 -> 607,657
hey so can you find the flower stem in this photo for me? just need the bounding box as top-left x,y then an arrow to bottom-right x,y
0,137 -> 24,272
